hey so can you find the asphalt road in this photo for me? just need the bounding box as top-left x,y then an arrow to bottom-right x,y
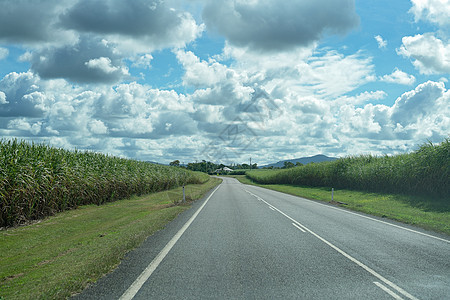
75,177 -> 450,299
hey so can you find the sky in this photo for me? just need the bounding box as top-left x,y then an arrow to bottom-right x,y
0,0 -> 449,165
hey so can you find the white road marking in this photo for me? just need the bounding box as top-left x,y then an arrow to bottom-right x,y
374,281 -> 404,300
244,189 -> 419,300
248,186 -> 449,244
119,185 -> 221,300
292,222 -> 306,232
269,206 -> 275,211
308,197 -> 450,244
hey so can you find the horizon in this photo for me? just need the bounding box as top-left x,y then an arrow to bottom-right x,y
0,0 -> 449,165
4,137 -> 440,167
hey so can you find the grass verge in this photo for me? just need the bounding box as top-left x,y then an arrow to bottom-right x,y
228,175 -> 450,235
0,177 -> 221,300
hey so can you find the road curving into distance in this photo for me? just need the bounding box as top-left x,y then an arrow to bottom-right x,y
75,177 -> 450,299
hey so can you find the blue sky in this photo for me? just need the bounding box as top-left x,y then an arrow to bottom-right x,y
0,0 -> 448,165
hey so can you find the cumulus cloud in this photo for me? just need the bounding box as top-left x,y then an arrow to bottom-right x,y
409,0 -> 450,26
216,44 -> 375,100
0,71 -> 46,117
176,50 -> 231,88
201,0 -> 359,52
7,118 -> 42,135
174,45 -> 383,159
0,91 -> 7,104
0,0 -> 202,49
92,82 -> 197,139
0,0 -> 202,84
88,120 -> 108,135
1,68 -> 448,163
0,71 -> 200,146
59,0 -> 203,52
175,48 -> 379,158
131,54 -> 153,69
397,33 -> 450,74
336,81 -> 449,142
25,36 -> 129,83
380,68 -> 416,85
374,35 -> 387,49
0,0 -> 67,43
85,57 -> 129,75
60,0 -> 180,36
0,47 -> 8,60
390,80 -> 447,126
0,0 -> 447,163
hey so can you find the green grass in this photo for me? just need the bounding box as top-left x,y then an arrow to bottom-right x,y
0,139 -> 209,228
0,177 -> 221,300
229,175 -> 450,235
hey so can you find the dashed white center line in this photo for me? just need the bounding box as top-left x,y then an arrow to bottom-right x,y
244,188 -> 419,300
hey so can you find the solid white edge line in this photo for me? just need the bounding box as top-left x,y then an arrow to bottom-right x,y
292,222 -> 306,233
247,186 -> 449,244
374,281 -> 404,300
245,189 -> 419,300
310,197 -> 450,244
119,184 -> 221,300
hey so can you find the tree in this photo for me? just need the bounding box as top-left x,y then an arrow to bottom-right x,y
295,162 -> 303,167
169,160 -> 180,167
283,161 -> 295,169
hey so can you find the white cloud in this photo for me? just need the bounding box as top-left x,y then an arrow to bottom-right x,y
390,80 -> 447,126
131,54 -> 153,69
217,44 -> 375,99
0,72 -> 48,117
28,36 -> 130,83
0,91 -> 7,104
176,50 -> 231,88
7,118 -> 42,135
397,33 -> 450,74
0,68 -> 448,163
201,0 -> 359,52
380,68 -> 416,85
0,0 -> 203,51
0,0 -> 76,46
410,0 -> 450,26
0,47 -> 8,60
0,0 -> 203,84
335,90 -> 387,106
175,47 -> 384,159
374,35 -> 387,49
113,117 -> 154,135
88,120 -> 108,135
85,57 -> 129,75
305,50 -> 376,97
335,81 -> 449,143
59,0 -> 203,53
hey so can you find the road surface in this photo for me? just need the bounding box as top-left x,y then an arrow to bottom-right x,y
75,177 -> 450,299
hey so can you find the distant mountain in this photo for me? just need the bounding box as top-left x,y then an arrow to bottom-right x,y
260,154 -> 338,168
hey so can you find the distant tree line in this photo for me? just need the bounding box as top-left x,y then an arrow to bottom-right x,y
261,161 -> 303,169
169,159 -> 258,174
169,159 -> 305,173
